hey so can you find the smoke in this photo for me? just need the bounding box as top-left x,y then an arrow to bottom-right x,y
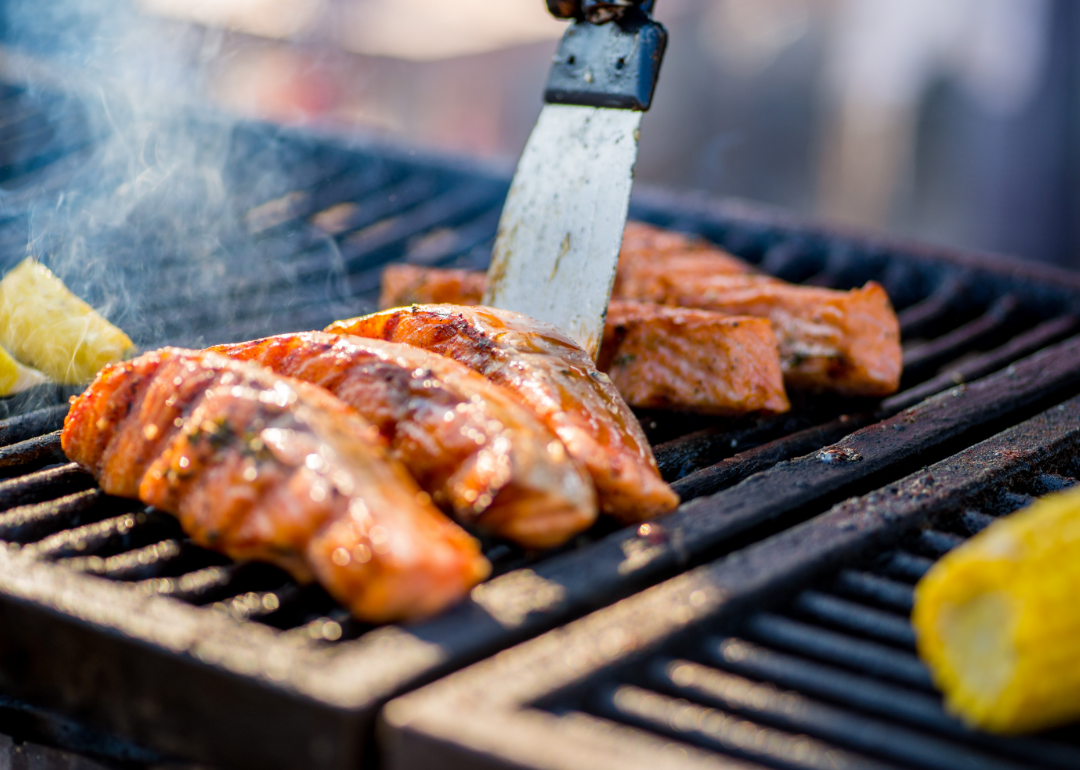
0,0 -> 349,349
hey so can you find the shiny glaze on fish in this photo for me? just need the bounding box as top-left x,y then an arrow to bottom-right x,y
378,265 -> 790,416
211,332 -> 597,549
326,305 -> 680,523
62,348 -> 488,623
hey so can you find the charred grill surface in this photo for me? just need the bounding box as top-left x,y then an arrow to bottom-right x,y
0,83 -> 1076,768
384,396 -> 1080,770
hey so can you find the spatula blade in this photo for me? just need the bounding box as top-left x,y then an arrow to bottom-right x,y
484,103 -> 642,358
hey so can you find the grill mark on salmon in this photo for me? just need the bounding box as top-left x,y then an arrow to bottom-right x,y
378,264 -> 790,415
325,306 -> 680,523
601,302 -> 790,415
62,348 -> 489,623
380,222 -> 902,398
210,332 -> 597,550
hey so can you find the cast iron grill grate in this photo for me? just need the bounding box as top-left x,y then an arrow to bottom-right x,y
581,473 -> 1080,770
383,395 -> 1080,770
0,81 -> 1078,768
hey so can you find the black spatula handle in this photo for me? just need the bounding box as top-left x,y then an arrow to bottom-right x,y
547,1 -> 655,22
544,1 -> 666,111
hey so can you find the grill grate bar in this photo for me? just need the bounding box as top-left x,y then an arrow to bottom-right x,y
144,561 -> 289,605
0,463 -> 94,510
238,172 -> 449,268
744,614 -> 935,690
791,591 -> 916,648
644,657 -> 1024,770
241,162 -> 402,238
138,184 -> 504,346
702,638 -> 1080,770
886,315 -> 1079,413
707,638 -> 949,730
1034,473 -> 1078,492
0,406 -> 69,449
897,275 -> 968,339
337,180 -> 506,269
959,510 -> 996,535
995,491 -> 1038,514
594,683 -> 894,770
832,570 -> 915,613
665,319 -> 1080,498
62,539 -> 228,582
918,530 -> 963,556
881,551 -> 935,583
0,489 -> 122,544
27,509 -> 181,561
0,432 -> 66,474
902,294 -> 1019,386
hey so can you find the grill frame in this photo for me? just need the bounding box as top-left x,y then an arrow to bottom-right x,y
381,394 -> 1080,770
0,261 -> 1076,770
0,79 -> 1078,768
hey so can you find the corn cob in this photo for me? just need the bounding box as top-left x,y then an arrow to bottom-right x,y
913,484 -> 1080,733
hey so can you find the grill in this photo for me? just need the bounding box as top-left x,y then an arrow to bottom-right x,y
0,75 -> 1077,769
383,396 -> 1080,770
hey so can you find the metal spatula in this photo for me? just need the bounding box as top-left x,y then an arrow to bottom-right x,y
483,0 -> 667,358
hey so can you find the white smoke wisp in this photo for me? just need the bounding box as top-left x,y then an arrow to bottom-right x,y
0,0 -> 344,350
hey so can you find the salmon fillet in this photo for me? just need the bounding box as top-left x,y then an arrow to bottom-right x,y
210,332 -> 597,550
381,232 -> 902,397
614,221 -> 756,302
325,306 -> 680,523
600,302 -> 789,415
376,222 -> 754,311
378,264 -> 789,415
62,348 -> 489,623
630,274 -> 902,397
380,264 -> 485,309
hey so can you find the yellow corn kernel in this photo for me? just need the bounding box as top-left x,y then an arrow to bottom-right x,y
913,484 -> 1080,733
0,258 -> 134,384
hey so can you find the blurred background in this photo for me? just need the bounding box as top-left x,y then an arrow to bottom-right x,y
7,0 -> 1080,268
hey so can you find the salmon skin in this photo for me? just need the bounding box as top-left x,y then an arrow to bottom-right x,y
211,332 -> 597,550
326,306 -> 680,523
601,302 -> 789,416
62,348 -> 489,623
379,264 -> 789,416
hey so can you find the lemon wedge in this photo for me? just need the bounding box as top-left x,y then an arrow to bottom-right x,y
0,258 -> 134,384
0,344 -> 47,395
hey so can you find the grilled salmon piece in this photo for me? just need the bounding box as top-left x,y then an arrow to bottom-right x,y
614,222 -> 756,302
626,274 -> 902,397
377,223 -> 754,312
380,218 -> 901,396
326,306 -> 680,523
600,302 -> 789,415
210,332 -> 597,550
62,348 -> 489,623
379,265 -> 790,416
383,261 -> 901,396
380,264 -> 485,310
